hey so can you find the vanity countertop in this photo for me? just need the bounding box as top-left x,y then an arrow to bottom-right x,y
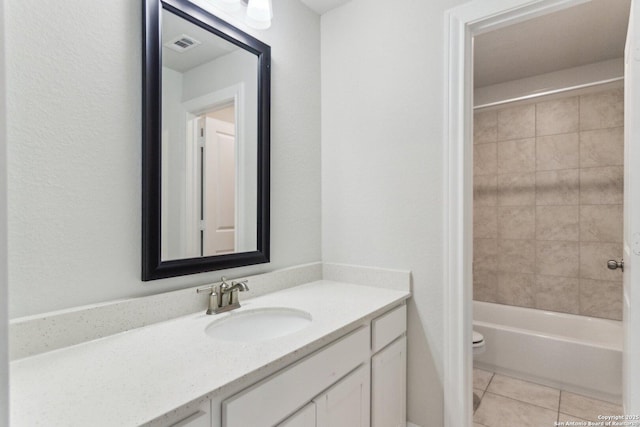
10,280 -> 410,426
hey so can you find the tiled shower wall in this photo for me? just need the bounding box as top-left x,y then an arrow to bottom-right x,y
473,87 -> 624,320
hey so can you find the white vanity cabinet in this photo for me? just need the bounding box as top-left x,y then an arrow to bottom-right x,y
222,326 -> 370,427
153,302 -> 407,427
313,363 -> 370,427
370,304 -> 407,427
277,403 -> 316,427
221,302 -> 406,427
276,364 -> 370,427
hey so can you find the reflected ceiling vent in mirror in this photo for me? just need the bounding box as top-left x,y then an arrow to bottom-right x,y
164,34 -> 202,53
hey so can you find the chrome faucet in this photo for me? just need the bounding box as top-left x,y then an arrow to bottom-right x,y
196,277 -> 250,315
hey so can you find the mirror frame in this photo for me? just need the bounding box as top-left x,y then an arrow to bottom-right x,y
142,0 -> 271,281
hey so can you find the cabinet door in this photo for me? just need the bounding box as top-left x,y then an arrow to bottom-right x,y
276,402 -> 316,427
314,364 -> 370,427
371,335 -> 407,427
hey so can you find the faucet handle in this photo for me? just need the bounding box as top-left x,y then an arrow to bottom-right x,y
196,285 -> 217,295
196,285 -> 219,315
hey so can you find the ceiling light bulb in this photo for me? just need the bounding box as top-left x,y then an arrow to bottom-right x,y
245,0 -> 272,29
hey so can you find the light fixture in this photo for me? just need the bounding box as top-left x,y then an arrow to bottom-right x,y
245,0 -> 272,30
204,0 -> 272,30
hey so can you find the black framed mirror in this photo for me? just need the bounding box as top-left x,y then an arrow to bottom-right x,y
142,0 -> 270,281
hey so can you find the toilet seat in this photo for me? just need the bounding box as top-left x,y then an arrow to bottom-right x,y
472,331 -> 484,348
473,330 -> 485,356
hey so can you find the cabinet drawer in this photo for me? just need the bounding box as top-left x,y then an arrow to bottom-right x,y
371,304 -> 406,353
223,326 -> 370,427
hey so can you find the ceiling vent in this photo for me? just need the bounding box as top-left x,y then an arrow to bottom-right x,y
164,34 -> 202,53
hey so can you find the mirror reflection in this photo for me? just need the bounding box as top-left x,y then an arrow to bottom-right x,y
160,9 -> 258,260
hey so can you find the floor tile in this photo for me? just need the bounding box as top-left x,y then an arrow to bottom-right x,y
560,391 -> 623,422
559,412 -> 590,423
473,368 -> 493,390
487,374 -> 560,411
474,392 -> 558,427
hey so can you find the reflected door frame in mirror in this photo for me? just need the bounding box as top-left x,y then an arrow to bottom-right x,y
142,0 -> 270,281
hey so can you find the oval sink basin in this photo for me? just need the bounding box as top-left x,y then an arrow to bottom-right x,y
205,307 -> 312,342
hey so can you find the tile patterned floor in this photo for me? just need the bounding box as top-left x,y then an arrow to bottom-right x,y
473,368 -> 623,427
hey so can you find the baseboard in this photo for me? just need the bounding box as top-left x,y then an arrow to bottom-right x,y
407,422 -> 422,427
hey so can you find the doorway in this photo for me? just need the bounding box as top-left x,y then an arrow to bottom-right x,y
444,0 -> 639,426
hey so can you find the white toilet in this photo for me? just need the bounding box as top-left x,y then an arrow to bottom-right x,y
473,330 -> 485,356
472,330 -> 486,411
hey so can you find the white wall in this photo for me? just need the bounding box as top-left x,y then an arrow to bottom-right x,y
161,66 -> 188,260
6,0 -> 321,318
321,0 -> 469,425
474,57 -> 624,108
0,0 -> 9,423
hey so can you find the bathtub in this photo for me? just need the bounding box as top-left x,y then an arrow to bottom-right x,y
473,300 -> 622,403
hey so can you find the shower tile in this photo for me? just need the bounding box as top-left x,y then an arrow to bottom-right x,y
580,242 -> 623,281
560,391 -> 623,422
580,166 -> 623,205
536,205 -> 579,241
474,238 -> 498,271
580,88 -> 624,131
580,127 -> 624,168
536,133 -> 579,171
474,269 -> 498,303
536,241 -> 579,278
498,239 -> 535,274
536,96 -> 579,136
497,272 -> 535,307
486,374 -> 560,411
536,169 -> 579,205
474,175 -> 497,207
474,143 -> 497,176
474,110 -> 498,144
497,138 -> 536,174
474,392 -> 557,427
580,205 -> 623,243
474,206 -> 498,239
473,368 -> 493,391
580,279 -> 623,320
497,104 -> 535,141
535,275 -> 579,314
497,173 -> 535,206
497,206 -> 535,240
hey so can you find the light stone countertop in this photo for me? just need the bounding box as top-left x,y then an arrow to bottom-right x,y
10,280 -> 410,426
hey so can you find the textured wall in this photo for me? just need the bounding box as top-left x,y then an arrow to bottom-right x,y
6,0 -> 321,318
321,0 -> 470,425
473,87 -> 624,320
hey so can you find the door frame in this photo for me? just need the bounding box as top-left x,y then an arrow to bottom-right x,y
442,1 -> 591,425
182,84 -> 244,257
